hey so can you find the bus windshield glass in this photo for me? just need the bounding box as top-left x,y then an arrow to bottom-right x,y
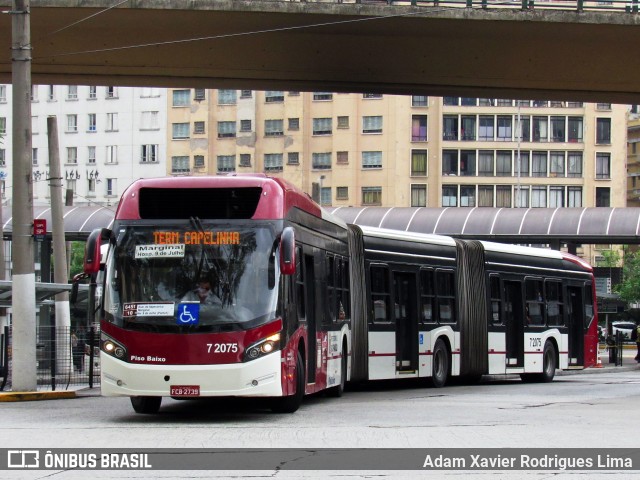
102,224 -> 280,332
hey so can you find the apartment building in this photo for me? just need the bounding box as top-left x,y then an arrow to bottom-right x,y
167,90 -> 626,209
0,84 -> 167,207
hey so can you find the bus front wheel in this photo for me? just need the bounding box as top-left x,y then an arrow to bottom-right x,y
272,351 -> 305,413
130,396 -> 162,414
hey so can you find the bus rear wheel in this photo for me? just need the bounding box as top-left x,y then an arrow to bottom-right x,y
272,351 -> 305,413
130,396 -> 162,414
520,341 -> 557,383
428,339 -> 449,388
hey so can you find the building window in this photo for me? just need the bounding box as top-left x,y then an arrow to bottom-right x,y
568,116 -> 583,142
172,89 -> 190,106
67,85 -> 77,100
288,118 -> 300,131
478,185 -> 494,207
140,87 -> 161,98
88,146 -> 96,164
337,151 -> 349,165
478,150 -> 494,176
596,118 -> 611,144
442,185 -> 457,207
363,93 -> 383,99
411,149 -> 428,176
264,154 -> 283,172
194,89 -> 206,101
532,116 -> 548,142
217,121 -> 236,138
517,151 -> 530,177
31,85 -> 38,102
313,92 -> 333,101
32,148 -> 38,166
411,184 -> 427,207
265,119 -> 284,137
239,154 -> 252,167
549,151 -> 565,177
141,144 -> 158,163
337,116 -> 349,129
194,155 -> 205,168
0,117 -> 5,135
193,121 -> 205,134
479,116 -> 494,141
443,97 -> 459,106
106,178 -> 117,196
66,147 -> 78,164
362,186 -> 382,205
172,122 -> 190,139
443,115 -> 458,140
313,118 -> 332,136
66,114 -> 78,133
171,156 -> 190,174
596,187 -> 610,207
515,186 -> 529,208
532,151 -> 548,177
363,116 -> 383,134
106,113 -> 118,132
442,150 -> 458,176
88,178 -> 96,194
362,151 -> 382,169
460,185 -> 476,207
516,115 -> 531,142
596,103 -> 612,110
106,145 -> 118,164
568,186 -> 582,207
0,149 -> 5,167
265,91 -> 284,103
567,152 -> 583,178
217,155 -> 236,173
88,86 -> 97,99
88,113 -> 96,132
496,185 -> 512,208
412,95 -> 428,107
240,119 -> 252,132
0,85 -> 6,103
240,90 -> 252,98
496,115 -> 512,141
287,152 -> 299,165
531,186 -> 547,208
549,186 -> 564,208
106,86 -> 118,99
31,116 -> 38,135
218,89 -> 237,105
496,151 -> 512,176
412,115 -> 428,141
312,152 -> 332,170
47,85 -> 55,101
336,186 -> 349,200
550,116 -> 566,142
596,153 -> 611,179
140,111 -> 159,130
460,150 -> 476,176
320,187 -> 331,205
461,115 -> 476,141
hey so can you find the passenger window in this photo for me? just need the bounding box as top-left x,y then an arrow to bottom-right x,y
437,270 -> 456,324
525,279 -> 545,325
546,280 -> 564,326
370,265 -> 390,323
420,269 -> 435,323
490,275 -> 502,325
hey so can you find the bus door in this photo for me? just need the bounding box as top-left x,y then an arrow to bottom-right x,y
304,254 -> 317,383
393,272 -> 418,372
504,280 -> 524,367
567,285 -> 585,366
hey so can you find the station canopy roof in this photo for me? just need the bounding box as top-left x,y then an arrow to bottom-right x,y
1,206 -> 639,245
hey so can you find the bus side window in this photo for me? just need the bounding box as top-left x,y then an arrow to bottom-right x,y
420,269 -> 435,323
370,265 -> 390,323
546,280 -> 564,326
326,255 -> 335,322
295,246 -> 305,320
490,275 -> 502,325
436,270 -> 456,324
525,278 -> 545,325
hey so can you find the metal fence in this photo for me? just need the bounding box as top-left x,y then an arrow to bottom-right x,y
0,325 -> 100,392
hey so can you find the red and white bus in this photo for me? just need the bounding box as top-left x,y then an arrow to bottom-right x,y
84,175 -> 351,413
83,175 -> 598,414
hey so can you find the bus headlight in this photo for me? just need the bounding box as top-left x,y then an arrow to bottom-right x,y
244,333 -> 281,362
101,334 -> 127,360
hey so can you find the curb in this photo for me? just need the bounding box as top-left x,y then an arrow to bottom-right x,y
0,390 -> 77,402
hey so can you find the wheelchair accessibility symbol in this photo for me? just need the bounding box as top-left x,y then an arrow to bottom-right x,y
177,303 -> 199,325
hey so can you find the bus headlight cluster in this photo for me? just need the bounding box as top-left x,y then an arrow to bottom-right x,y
244,333 -> 281,362
101,334 -> 127,360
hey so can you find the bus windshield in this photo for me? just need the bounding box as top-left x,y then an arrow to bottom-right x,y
102,223 -> 280,333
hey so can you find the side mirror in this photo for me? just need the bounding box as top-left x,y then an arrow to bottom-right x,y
280,227 -> 296,276
84,228 -> 112,275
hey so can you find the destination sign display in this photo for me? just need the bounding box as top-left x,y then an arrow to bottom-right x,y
153,231 -> 241,245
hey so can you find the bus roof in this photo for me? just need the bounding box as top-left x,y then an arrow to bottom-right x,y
115,175 -> 325,221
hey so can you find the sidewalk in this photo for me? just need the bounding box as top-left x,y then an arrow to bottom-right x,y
0,384 -> 101,402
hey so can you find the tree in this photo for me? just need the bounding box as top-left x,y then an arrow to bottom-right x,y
614,248 -> 640,305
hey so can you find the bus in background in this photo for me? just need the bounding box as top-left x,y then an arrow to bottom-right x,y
83,175 -> 351,414
347,226 -> 598,387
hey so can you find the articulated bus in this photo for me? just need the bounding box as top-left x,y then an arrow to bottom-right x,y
82,175 -> 598,414
84,175 -> 351,413
347,227 -> 598,387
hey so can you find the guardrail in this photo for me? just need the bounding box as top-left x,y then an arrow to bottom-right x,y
282,0 -> 640,14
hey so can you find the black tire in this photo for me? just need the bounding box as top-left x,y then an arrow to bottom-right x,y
520,341 -> 556,383
327,344 -> 347,398
428,339 -> 449,388
130,396 -> 162,414
272,351 -> 305,413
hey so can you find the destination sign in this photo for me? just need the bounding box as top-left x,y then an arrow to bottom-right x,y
153,231 -> 241,245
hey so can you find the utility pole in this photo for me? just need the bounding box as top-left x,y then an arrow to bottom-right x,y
11,0 -> 36,391
47,117 -> 71,374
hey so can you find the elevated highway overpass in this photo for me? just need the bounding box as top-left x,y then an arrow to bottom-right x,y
1,0 -> 640,102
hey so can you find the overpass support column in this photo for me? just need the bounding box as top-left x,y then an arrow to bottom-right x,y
566,242 -> 577,255
549,240 -> 561,251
